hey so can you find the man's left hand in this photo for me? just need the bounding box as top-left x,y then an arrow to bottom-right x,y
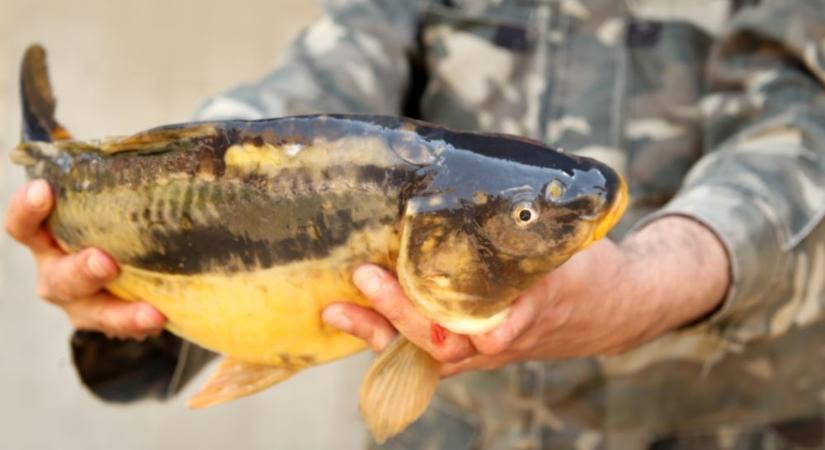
322,217 -> 730,376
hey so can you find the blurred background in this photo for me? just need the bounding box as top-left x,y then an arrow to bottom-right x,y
0,1 -> 375,449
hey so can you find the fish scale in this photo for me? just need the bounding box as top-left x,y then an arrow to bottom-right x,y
12,44 -> 627,443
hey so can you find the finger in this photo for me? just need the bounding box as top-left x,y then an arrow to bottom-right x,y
5,180 -> 60,257
322,303 -> 397,352
353,265 -> 475,363
470,292 -> 539,356
67,294 -> 166,339
441,353 -> 509,378
38,248 -> 119,303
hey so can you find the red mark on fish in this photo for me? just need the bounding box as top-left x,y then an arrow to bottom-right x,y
430,323 -> 447,346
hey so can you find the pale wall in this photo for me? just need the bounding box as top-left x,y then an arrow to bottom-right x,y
0,1 -> 374,449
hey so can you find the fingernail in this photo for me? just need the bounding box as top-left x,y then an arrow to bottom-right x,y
137,307 -> 163,330
26,181 -> 49,210
87,252 -> 114,279
354,267 -> 382,296
322,306 -> 352,332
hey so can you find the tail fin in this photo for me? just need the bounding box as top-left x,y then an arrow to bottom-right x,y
20,44 -> 71,142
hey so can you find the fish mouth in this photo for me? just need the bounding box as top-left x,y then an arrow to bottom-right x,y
588,176 -> 628,244
597,175 -> 628,239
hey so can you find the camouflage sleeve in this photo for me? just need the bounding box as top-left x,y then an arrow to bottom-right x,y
70,331 -> 215,402
193,0 -> 421,120
637,0 -> 825,345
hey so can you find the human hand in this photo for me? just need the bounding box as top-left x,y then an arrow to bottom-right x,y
5,180 -> 166,340
323,216 -> 729,376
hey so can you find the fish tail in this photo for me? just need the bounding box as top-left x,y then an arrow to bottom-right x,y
359,337 -> 442,444
19,44 -> 72,143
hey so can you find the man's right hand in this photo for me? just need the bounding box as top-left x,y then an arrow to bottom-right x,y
5,179 -> 166,340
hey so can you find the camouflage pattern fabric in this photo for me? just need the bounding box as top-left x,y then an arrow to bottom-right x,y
76,0 -> 825,448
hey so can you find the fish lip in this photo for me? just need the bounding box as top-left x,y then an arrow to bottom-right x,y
591,176 -> 628,241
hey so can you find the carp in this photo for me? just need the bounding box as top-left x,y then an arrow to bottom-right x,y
12,44 -> 627,442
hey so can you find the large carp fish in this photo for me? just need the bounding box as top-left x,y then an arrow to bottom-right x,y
12,45 -> 627,442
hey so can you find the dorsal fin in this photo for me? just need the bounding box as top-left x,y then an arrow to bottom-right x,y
20,44 -> 72,143
97,124 -> 219,155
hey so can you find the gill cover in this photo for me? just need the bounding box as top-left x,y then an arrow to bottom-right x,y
396,204 -> 515,334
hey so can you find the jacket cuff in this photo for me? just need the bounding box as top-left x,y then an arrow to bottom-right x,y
71,330 -> 215,403
632,184 -> 789,338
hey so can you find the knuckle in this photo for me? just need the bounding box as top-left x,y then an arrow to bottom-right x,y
35,283 -> 50,301
56,256 -> 103,299
74,252 -> 97,280
474,337 -> 507,356
431,348 -> 452,362
366,328 -> 391,351
36,279 -> 58,303
3,219 -> 19,240
380,303 -> 405,323
112,310 -> 145,336
97,308 -> 124,331
65,304 -> 97,331
344,322 -> 366,340
68,314 -> 92,331
92,304 -> 115,329
433,346 -> 466,363
348,325 -> 370,342
367,339 -> 387,353
546,304 -> 572,330
90,312 -> 109,332
4,220 -> 27,244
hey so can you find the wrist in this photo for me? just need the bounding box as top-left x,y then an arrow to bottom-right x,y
620,216 -> 731,336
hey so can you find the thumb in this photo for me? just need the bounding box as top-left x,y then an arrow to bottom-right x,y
470,293 -> 539,356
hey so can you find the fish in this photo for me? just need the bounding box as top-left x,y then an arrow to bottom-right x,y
12,44 -> 628,442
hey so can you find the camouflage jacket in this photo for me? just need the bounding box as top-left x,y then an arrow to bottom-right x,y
71,0 -> 825,448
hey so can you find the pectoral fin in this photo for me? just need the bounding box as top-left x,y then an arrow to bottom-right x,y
188,357 -> 302,409
359,337 -> 442,443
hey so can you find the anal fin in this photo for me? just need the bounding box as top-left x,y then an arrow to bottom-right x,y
359,337 -> 442,443
188,357 -> 302,409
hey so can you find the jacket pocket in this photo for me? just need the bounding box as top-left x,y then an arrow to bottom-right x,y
416,0 -> 541,133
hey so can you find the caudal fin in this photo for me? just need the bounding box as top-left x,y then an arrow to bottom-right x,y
20,44 -> 71,142
359,337 -> 442,443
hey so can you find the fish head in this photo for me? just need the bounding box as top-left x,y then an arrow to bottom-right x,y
397,137 -> 627,335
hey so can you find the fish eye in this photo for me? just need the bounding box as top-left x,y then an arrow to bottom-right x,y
512,201 -> 539,228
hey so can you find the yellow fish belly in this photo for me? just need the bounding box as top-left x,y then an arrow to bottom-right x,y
105,225 -> 400,367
